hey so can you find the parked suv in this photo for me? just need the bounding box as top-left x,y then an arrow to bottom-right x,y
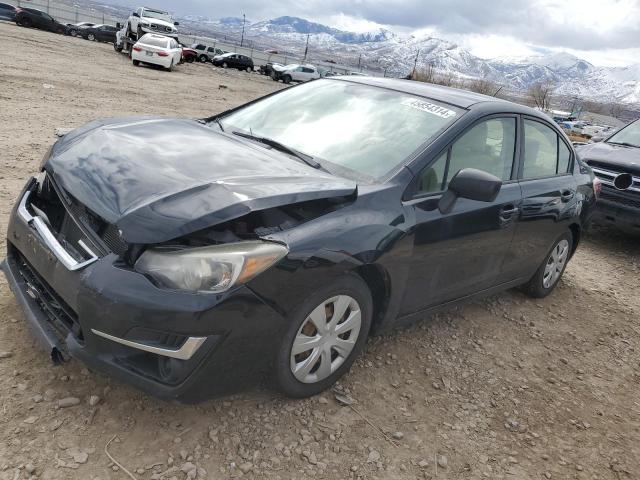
127,7 -> 178,39
191,44 -> 225,63
212,52 -> 254,71
2,78 -> 596,401
576,118 -> 640,232
15,7 -> 65,33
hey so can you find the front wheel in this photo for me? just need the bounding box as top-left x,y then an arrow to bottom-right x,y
87,33 -> 95,41
521,231 -> 573,298
69,29 -> 77,36
282,74 -> 292,84
114,42 -> 122,52
246,66 -> 252,72
222,62 -> 228,68
132,59 -> 140,66
198,54 -> 208,63
274,275 -> 372,398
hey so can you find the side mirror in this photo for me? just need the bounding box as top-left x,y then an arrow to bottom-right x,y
174,21 -> 179,26
590,136 -> 604,143
132,12 -> 139,17
116,22 -> 121,29
438,168 -> 502,214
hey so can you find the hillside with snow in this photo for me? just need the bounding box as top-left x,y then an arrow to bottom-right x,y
176,15 -> 638,105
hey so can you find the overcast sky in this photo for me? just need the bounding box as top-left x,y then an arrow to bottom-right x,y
112,0 -> 640,66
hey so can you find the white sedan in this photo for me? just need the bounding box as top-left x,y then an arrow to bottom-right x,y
132,33 -> 182,71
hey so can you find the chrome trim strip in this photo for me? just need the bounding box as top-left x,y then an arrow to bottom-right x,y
591,167 -> 640,193
91,329 -> 207,360
18,189 -> 99,271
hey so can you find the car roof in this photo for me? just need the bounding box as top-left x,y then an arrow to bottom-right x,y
335,77 -> 540,114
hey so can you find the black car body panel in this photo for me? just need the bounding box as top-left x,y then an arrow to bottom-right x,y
576,129 -> 640,230
212,54 -> 254,70
46,116 -> 356,244
81,24 -> 117,42
15,7 -> 64,33
0,2 -> 17,21
2,78 -> 596,401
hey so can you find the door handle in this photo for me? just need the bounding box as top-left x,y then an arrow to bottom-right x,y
499,204 -> 519,220
561,190 -> 575,202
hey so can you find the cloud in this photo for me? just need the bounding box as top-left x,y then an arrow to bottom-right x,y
106,0 -> 640,63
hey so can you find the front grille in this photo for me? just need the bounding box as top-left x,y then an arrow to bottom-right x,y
37,175 -> 127,256
600,186 -> 640,210
12,246 -> 83,343
65,194 -> 128,255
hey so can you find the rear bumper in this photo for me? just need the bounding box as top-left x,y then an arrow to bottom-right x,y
132,50 -> 172,68
3,184 -> 289,402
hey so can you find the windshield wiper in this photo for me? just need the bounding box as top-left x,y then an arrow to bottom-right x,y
607,141 -> 640,148
232,131 -> 323,170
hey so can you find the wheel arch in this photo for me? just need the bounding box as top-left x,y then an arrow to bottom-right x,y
354,263 -> 392,334
568,222 -> 581,259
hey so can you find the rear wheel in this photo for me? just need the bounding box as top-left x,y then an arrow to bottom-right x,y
222,62 -> 228,68
521,231 -> 573,298
198,54 -> 208,63
246,66 -> 252,72
21,17 -> 31,27
132,59 -> 140,66
274,275 -> 372,398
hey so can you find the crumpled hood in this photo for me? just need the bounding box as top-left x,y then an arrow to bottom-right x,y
576,142 -> 640,176
47,117 -> 356,244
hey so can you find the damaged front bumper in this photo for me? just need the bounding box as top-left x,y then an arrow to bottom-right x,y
2,180 -> 289,402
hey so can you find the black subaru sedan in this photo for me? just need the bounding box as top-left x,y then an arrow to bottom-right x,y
1,78 -> 597,401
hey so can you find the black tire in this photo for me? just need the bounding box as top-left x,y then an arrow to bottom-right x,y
274,275 -> 373,398
246,66 -> 252,72
283,74 -> 292,84
69,29 -> 77,37
21,17 -> 31,27
198,54 -> 208,63
222,62 -> 228,68
271,72 -> 278,81
521,231 -> 573,298
87,33 -> 95,41
186,56 -> 194,63
166,60 -> 173,72
136,25 -> 143,39
132,59 -> 140,66
114,42 -> 122,52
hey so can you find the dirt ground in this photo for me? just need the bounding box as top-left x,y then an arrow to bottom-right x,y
1,20 -> 639,480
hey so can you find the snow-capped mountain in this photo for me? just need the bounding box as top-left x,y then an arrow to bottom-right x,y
176,15 -> 639,105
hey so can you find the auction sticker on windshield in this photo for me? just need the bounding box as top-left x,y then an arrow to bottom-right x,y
401,98 -> 457,119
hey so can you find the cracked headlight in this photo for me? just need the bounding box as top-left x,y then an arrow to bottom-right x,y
135,241 -> 288,294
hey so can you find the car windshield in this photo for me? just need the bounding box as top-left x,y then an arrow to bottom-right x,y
607,120 -> 640,147
142,9 -> 171,22
219,79 -> 462,181
140,36 -> 169,48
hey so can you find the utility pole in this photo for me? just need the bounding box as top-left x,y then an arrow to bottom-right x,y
412,49 -> 420,78
240,13 -> 246,47
357,54 -> 362,71
303,33 -> 309,61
